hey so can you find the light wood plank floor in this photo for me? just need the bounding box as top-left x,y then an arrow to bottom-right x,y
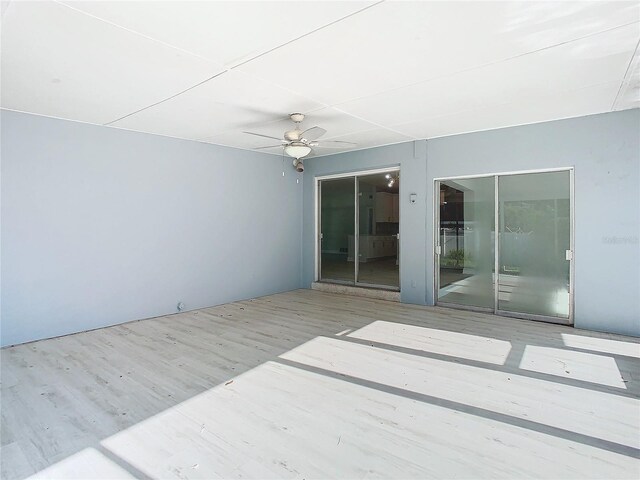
1,289 -> 639,479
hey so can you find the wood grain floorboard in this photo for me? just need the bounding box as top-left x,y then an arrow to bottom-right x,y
1,289 -> 639,479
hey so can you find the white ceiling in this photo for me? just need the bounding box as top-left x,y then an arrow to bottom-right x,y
2,1 -> 639,156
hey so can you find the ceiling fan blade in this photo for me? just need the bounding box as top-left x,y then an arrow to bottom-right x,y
323,140 -> 358,145
301,126 -> 327,141
316,140 -> 358,148
254,144 -> 283,149
243,131 -> 282,141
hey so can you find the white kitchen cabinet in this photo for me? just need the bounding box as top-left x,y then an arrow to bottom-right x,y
392,195 -> 399,222
375,192 -> 393,222
348,235 -> 398,262
375,192 -> 399,222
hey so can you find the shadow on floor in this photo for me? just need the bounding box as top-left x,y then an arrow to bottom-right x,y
2,289 -> 639,479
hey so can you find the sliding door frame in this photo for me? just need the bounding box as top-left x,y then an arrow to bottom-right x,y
434,166 -> 575,325
315,166 -> 401,290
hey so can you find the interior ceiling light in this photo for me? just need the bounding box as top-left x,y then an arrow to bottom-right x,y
284,143 -> 312,159
386,172 -> 399,188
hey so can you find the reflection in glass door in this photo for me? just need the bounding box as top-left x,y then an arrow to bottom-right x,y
318,169 -> 400,290
436,169 -> 573,324
357,173 -> 400,288
437,177 -> 495,309
498,171 -> 571,319
319,177 -> 355,283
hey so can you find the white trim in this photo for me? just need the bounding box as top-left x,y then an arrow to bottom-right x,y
494,175 -> 500,312
354,177 -> 359,283
311,139 -> 416,159
314,166 -> 401,287
0,107 -> 286,157
316,166 -> 400,181
434,166 -> 573,181
433,180 -> 440,304
423,109 -> 636,141
314,180 -> 320,282
569,168 -> 576,322
434,167 -> 575,326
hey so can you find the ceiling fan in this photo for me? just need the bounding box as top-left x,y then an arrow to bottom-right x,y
243,113 -> 357,172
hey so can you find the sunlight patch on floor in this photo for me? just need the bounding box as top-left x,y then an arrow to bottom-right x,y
562,333 -> 640,359
281,335 -> 640,449
519,345 -> 627,389
89,360 -> 638,479
27,448 -> 136,479
347,320 -> 512,364
9,297 -> 639,480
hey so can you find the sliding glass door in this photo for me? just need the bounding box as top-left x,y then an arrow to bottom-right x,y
319,177 -> 355,283
357,173 -> 400,288
497,171 -> 571,319
318,169 -> 400,290
436,169 -> 573,324
437,177 -> 495,309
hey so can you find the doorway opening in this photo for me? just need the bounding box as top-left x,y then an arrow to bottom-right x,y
316,168 -> 400,291
435,168 -> 574,325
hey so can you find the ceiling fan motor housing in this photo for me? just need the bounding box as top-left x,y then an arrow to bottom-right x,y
284,129 -> 301,141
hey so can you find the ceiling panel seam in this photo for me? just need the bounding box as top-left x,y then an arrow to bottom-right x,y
211,15 -> 639,128
310,138 -> 417,158
19,1 -> 637,151
320,126 -> 408,141
423,110 -> 626,142
229,0 -> 385,69
74,0 -> 385,130
612,36 -> 640,110
0,106 -> 284,156
395,82 -> 615,140
104,71 -> 228,125
328,20 -> 640,111
53,0 -> 222,68
388,79 -> 623,135
330,106 -> 418,139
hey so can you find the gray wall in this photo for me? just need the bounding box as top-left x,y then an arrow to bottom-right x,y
304,110 -> 640,336
3,109 -> 638,344
1,110 -> 303,346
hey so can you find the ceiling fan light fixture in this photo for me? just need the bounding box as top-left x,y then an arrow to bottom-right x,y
284,144 -> 312,159
245,113 -> 356,159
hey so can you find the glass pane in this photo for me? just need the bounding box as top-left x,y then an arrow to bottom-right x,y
438,177 -> 495,308
498,171 -> 570,318
320,177 -> 355,283
356,172 -> 400,288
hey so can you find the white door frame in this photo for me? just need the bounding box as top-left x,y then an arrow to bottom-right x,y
433,167 -> 575,325
315,166 -> 401,289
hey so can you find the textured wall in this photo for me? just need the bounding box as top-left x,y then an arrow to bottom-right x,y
1,110 -> 303,346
